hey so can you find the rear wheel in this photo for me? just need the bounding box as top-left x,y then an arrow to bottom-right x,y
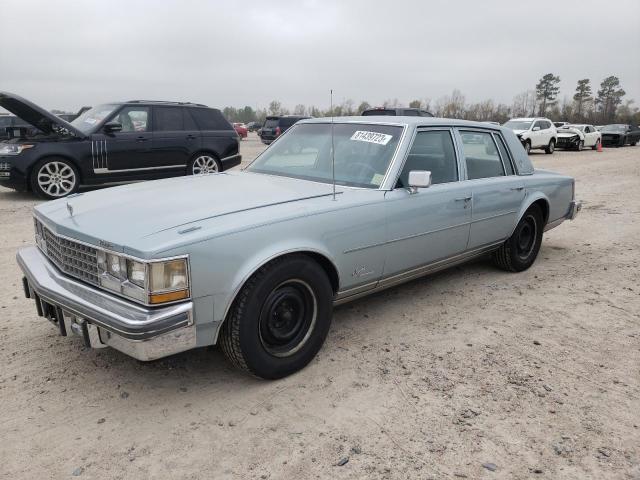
188,154 -> 220,175
219,255 -> 333,379
544,139 -> 555,154
494,205 -> 544,272
30,157 -> 79,199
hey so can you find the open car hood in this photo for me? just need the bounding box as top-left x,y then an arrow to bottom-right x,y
0,91 -> 85,138
557,128 -> 582,137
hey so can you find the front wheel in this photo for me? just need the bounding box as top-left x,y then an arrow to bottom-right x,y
524,141 -> 531,154
493,205 -> 544,272
219,255 -> 334,379
30,157 -> 79,199
577,140 -> 584,151
544,139 -> 555,154
188,154 -> 220,175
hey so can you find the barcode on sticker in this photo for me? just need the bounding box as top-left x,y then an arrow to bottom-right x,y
350,131 -> 393,145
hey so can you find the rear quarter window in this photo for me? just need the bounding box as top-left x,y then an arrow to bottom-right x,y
189,108 -> 233,131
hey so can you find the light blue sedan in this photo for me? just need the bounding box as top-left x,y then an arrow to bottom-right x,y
17,117 -> 581,378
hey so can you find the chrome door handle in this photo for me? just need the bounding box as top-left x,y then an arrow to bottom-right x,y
510,186 -> 524,191
455,196 -> 472,202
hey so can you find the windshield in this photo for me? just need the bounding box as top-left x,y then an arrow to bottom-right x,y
70,104 -> 118,133
504,120 -> 532,130
601,124 -> 627,133
247,123 -> 403,188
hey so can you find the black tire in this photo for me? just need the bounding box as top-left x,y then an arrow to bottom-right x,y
493,205 -> 544,272
524,141 -> 531,154
219,254 -> 334,379
577,140 -> 584,151
188,153 -> 221,175
592,139 -> 600,150
544,139 -> 555,154
29,157 -> 80,199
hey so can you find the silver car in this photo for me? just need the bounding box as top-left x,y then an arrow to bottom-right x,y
17,117 -> 581,378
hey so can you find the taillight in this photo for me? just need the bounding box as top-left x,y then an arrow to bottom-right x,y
275,127 -> 281,136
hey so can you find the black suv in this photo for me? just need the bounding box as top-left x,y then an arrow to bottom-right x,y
361,107 -> 433,117
0,92 -> 240,199
259,115 -> 311,145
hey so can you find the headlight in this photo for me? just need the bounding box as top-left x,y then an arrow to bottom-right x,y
126,259 -> 146,288
0,144 -> 34,155
97,250 -> 189,305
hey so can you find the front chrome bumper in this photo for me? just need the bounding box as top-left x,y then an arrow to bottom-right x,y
17,246 -> 196,361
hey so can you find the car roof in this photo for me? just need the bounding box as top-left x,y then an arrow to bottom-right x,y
298,116 -> 505,130
109,100 -> 210,108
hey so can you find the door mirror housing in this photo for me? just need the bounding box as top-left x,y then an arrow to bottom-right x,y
103,121 -> 122,133
408,170 -> 431,193
532,126 -> 541,131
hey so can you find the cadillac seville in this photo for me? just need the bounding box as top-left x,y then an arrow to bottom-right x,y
17,117 -> 581,378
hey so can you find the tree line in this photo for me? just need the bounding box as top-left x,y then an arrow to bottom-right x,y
223,74 -> 638,126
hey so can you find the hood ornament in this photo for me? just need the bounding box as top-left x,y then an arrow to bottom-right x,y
66,201 -> 74,217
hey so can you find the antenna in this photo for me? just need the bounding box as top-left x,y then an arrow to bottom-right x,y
330,89 -> 336,201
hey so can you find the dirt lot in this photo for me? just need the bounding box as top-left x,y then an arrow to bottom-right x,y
1,134 -> 638,479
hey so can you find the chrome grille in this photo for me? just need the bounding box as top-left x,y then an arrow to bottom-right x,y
0,162 -> 10,171
35,219 -> 100,285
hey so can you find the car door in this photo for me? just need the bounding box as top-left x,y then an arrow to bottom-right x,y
584,126 -> 596,146
99,105 -> 152,172
150,106 -> 195,168
458,129 -> 525,250
382,129 -> 471,280
531,120 -> 545,147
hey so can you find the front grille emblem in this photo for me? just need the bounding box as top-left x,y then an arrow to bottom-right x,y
66,202 -> 74,217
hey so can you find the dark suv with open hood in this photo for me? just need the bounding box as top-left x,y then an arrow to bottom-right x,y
0,92 -> 241,199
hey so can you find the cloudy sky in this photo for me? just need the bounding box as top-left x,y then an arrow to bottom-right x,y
1,0 -> 639,112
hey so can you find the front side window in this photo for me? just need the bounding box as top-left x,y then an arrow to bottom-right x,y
460,130 -> 505,180
397,130 -> 458,187
533,121 -> 544,130
71,104 -> 118,134
112,107 -> 149,132
154,107 -> 183,131
248,123 -> 403,189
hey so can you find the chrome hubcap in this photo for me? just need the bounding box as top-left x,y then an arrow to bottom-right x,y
37,162 -> 76,197
192,156 -> 218,174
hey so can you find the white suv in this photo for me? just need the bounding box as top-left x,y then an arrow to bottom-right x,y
504,118 -> 558,154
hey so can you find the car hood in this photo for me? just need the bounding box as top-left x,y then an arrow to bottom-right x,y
0,91 -> 85,138
512,129 -> 528,135
557,128 -> 582,137
34,171 -> 338,256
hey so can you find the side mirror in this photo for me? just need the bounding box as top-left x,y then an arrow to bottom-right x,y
532,126 -> 540,131
408,170 -> 431,193
103,121 -> 122,133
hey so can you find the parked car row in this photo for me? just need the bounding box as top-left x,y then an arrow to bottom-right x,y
0,92 -> 241,199
503,116 -> 639,153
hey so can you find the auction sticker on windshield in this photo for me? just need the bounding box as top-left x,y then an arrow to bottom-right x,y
350,131 -> 393,145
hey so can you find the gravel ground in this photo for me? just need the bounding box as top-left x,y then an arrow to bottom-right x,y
0,133 -> 638,479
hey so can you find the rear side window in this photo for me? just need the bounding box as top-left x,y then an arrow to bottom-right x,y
460,131 -> 505,180
494,134 -> 515,175
183,108 -> 198,130
154,107 -> 183,131
397,130 -> 458,187
189,108 -> 233,130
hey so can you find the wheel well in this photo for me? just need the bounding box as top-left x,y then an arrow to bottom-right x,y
301,251 -> 340,294
530,199 -> 549,225
190,150 -> 220,161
